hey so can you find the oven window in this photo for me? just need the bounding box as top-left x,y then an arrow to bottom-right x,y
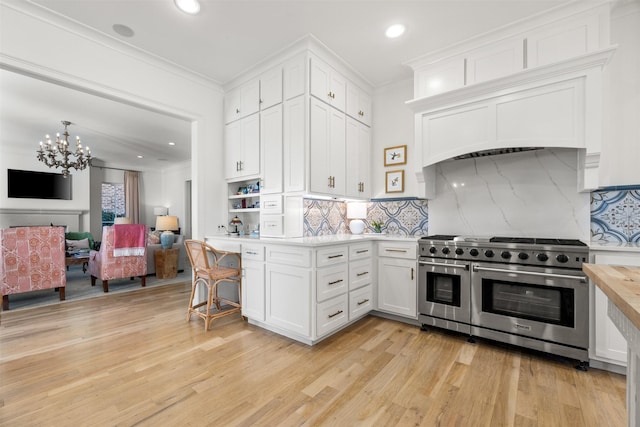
481,279 -> 574,327
427,272 -> 461,307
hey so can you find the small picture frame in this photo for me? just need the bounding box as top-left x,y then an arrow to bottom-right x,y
385,170 -> 404,193
384,145 -> 407,166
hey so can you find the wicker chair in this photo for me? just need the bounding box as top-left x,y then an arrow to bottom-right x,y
184,240 -> 242,331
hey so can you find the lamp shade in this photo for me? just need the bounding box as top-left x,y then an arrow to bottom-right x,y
346,202 -> 367,219
155,215 -> 179,231
114,217 -> 131,224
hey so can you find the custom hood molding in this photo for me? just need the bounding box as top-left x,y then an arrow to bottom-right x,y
406,47 -> 616,196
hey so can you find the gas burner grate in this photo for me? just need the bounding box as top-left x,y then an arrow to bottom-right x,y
490,237 -> 535,244
421,235 -> 457,241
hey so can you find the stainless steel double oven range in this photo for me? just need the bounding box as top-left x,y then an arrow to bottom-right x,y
418,235 -> 590,366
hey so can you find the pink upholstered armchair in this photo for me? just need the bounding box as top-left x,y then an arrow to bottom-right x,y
89,225 -> 147,293
0,226 -> 66,311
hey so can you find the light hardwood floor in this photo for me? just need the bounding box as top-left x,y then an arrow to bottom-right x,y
0,282 -> 626,426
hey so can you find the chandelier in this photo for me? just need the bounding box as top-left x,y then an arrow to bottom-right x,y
36,120 -> 92,178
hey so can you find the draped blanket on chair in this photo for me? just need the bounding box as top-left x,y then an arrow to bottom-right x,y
113,224 -> 145,256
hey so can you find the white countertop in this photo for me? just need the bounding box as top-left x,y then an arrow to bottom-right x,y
589,241 -> 640,253
205,233 -> 421,247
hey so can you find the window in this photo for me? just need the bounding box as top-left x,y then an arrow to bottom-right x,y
101,183 -> 125,227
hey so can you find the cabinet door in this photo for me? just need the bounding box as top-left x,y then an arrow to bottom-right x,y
224,120 -> 241,179
260,67 -> 282,110
260,104 -> 283,194
224,87 -> 242,124
310,98 -> 345,196
266,264 -> 311,336
345,117 -> 370,198
242,260 -> 265,321
377,257 -> 417,318
240,79 -> 260,118
346,83 -> 372,126
283,53 -> 306,101
240,113 -> 260,178
310,58 -> 345,112
283,96 -> 306,193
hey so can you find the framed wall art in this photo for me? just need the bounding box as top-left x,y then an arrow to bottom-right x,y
385,170 -> 404,193
384,145 -> 407,166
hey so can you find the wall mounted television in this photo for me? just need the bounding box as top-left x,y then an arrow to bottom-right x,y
7,169 -> 72,200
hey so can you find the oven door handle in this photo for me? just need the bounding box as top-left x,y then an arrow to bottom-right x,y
419,261 -> 469,270
472,265 -> 587,282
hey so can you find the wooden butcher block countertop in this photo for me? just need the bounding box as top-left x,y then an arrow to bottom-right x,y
583,263 -> 640,330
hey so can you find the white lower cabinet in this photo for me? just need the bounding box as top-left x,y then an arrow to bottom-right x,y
349,284 -> 373,321
241,245 -> 265,322
590,250 -> 640,369
265,263 -> 311,337
377,241 -> 417,318
316,294 -> 349,337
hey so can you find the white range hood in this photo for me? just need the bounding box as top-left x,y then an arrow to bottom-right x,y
406,47 -> 616,198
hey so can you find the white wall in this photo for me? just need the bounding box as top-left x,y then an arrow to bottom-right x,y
0,1 -> 224,239
371,78 -> 418,199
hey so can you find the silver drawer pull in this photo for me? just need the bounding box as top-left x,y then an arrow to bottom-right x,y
357,299 -> 369,306
385,249 -> 408,253
245,251 -> 258,255
328,279 -> 343,285
328,254 -> 344,259
356,249 -> 369,254
328,310 -> 343,318
356,272 -> 368,277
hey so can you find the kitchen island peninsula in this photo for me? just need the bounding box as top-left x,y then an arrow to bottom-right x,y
583,263 -> 640,427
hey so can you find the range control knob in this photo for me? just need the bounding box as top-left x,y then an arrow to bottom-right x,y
469,249 -> 479,256
429,246 -> 437,254
485,250 -> 495,258
518,252 -> 529,260
537,253 -> 549,262
455,248 -> 464,255
501,251 -> 511,259
556,254 -> 569,263
442,247 -> 450,255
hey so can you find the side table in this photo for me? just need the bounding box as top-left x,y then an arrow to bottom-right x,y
154,248 -> 179,279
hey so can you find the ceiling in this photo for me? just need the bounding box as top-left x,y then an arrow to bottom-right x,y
1,0 -> 572,170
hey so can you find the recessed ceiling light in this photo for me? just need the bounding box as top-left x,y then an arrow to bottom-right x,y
112,24 -> 134,38
137,155 -> 144,159
175,0 -> 200,15
385,24 -> 405,39
168,142 -> 176,146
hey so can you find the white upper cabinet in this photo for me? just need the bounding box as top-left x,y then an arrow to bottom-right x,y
346,82 -> 372,126
283,53 -> 306,101
224,79 -> 260,124
224,113 -> 260,180
283,95 -> 306,193
345,117 -> 370,199
259,67 -> 283,111
309,97 -> 346,196
310,57 -> 346,112
260,104 -> 283,194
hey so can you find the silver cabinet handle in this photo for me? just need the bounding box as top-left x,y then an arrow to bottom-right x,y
385,249 -> 408,253
356,250 -> 369,254
356,272 -> 368,277
328,310 -> 343,318
411,267 -> 414,281
245,251 -> 258,255
357,298 -> 369,306
472,265 -> 586,282
328,254 -> 344,259
328,279 -> 344,285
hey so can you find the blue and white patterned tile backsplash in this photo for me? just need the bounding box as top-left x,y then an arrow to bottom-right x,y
591,186 -> 640,243
303,198 -> 428,237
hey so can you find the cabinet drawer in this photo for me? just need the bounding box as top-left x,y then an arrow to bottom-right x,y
261,215 -> 283,237
377,241 -> 417,259
349,242 -> 372,260
316,264 -> 348,302
349,258 -> 372,290
316,294 -> 348,337
266,245 -> 311,268
349,284 -> 373,321
260,194 -> 282,214
242,245 -> 264,261
316,246 -> 348,268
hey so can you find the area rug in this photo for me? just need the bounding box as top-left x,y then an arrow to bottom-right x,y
3,264 -> 192,312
